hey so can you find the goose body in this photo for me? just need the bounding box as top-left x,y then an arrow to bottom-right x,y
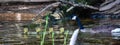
69,29 -> 79,45
111,28 -> 120,37
69,14 -> 120,45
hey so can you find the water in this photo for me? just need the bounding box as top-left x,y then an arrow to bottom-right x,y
0,28 -> 120,45
0,21 -> 120,45
0,10 -> 120,45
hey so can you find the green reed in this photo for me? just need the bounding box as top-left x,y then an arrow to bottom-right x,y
52,32 -> 55,45
64,30 -> 69,45
40,14 -> 49,45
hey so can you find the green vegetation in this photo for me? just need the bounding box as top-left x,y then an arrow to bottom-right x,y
64,30 -> 69,45
52,32 -> 55,45
40,14 -> 49,45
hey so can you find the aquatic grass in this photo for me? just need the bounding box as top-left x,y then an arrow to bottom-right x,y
40,32 -> 43,44
40,14 -> 49,45
64,30 -> 69,45
52,32 -> 55,45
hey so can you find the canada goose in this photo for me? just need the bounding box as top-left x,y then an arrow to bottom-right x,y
69,14 -> 84,45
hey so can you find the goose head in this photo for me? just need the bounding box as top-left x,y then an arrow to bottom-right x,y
71,14 -> 84,29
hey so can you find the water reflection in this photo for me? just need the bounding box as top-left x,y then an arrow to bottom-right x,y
77,39 -> 120,45
0,32 -> 120,45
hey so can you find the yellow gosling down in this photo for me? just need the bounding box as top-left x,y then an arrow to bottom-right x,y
35,27 -> 41,34
60,27 -> 64,38
49,28 -> 54,33
48,28 -> 54,38
60,27 -> 64,34
23,28 -> 28,34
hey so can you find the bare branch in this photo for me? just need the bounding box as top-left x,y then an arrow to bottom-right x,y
32,2 -> 61,21
100,0 -> 120,11
114,10 -> 120,14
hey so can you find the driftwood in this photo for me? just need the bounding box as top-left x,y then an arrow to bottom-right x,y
32,1 -> 99,20
99,0 -> 120,14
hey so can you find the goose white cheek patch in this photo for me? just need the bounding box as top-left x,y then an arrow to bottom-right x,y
72,16 -> 77,20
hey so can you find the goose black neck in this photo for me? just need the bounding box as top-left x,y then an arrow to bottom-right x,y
71,14 -> 84,29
